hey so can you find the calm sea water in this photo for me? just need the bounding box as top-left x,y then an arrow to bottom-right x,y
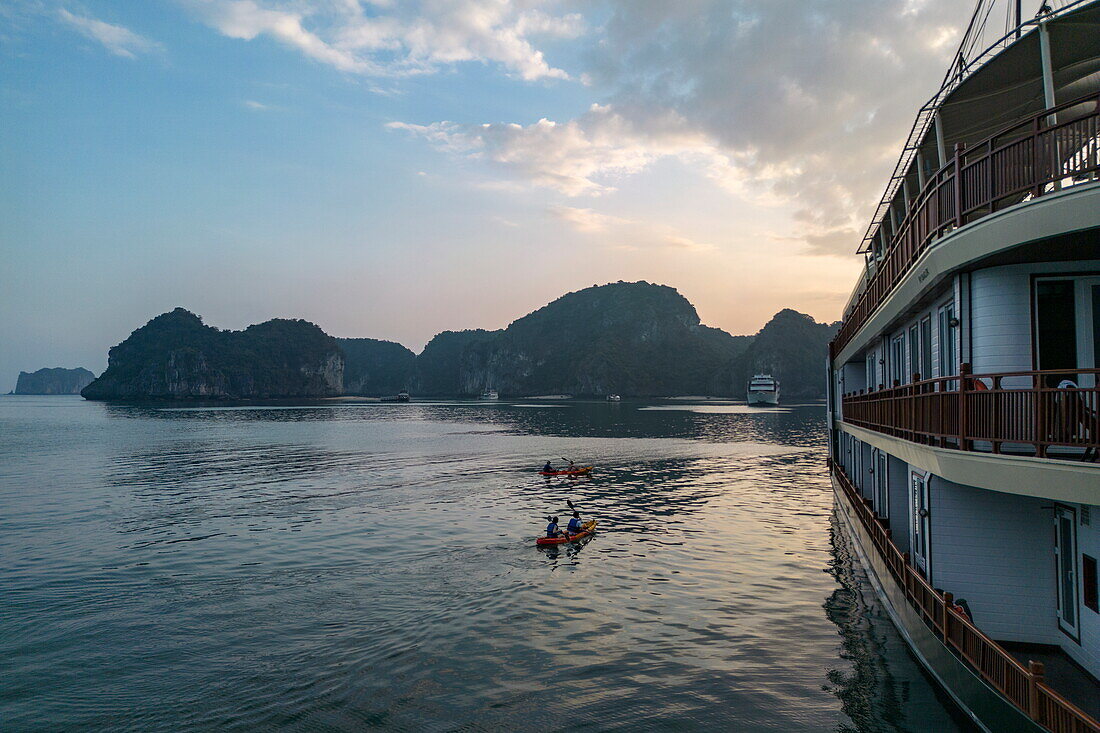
0,396 -> 973,731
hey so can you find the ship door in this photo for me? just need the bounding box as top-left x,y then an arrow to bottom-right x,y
875,450 -> 889,520
1078,278 -> 1100,387
910,472 -> 931,576
1055,505 -> 1080,639
1034,277 -> 1100,387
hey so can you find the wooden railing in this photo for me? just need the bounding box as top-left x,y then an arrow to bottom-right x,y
843,365 -> 1100,458
831,93 -> 1100,358
831,462 -> 1100,732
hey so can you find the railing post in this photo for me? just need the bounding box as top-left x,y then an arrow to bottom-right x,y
953,142 -> 965,228
1028,660 -> 1046,721
1032,117 -> 1043,198
959,363 -> 971,451
942,591 -> 954,643
1034,372 -> 1047,458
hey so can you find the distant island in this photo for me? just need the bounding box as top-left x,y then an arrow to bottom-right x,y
80,282 -> 837,401
81,309 -> 343,400
16,367 -> 95,395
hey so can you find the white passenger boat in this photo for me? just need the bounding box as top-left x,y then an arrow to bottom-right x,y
479,389 -> 499,400
827,2 -> 1100,729
746,374 -> 779,405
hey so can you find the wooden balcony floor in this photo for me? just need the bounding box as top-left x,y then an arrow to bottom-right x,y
1002,642 -> 1100,720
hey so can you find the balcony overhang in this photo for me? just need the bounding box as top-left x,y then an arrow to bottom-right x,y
834,181 -> 1100,366
838,420 -> 1100,503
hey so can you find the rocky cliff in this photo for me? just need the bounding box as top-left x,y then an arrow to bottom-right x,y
78,285 -> 836,401
339,338 -> 416,396
81,308 -> 343,400
413,282 -> 752,397
15,367 -> 95,395
735,309 -> 839,398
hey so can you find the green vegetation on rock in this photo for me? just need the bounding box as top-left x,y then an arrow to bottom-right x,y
15,367 -> 95,395
81,308 -> 344,400
339,338 -> 416,396
78,283 -> 836,401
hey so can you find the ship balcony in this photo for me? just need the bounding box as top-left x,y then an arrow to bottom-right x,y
837,365 -> 1100,503
832,93 -> 1100,360
843,365 -> 1100,460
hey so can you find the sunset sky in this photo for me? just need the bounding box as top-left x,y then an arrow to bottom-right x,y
1,0 -> 968,390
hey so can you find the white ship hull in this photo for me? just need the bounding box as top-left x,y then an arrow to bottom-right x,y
746,390 -> 779,405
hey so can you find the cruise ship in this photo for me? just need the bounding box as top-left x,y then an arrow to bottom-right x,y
747,374 -> 780,405
826,1 -> 1100,731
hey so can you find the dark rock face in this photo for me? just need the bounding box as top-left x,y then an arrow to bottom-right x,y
15,367 -> 95,395
81,308 -> 343,400
413,282 -> 753,397
338,338 -> 416,396
735,309 -> 839,398
78,284 -> 837,402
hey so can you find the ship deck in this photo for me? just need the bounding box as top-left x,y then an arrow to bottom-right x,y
1002,643 -> 1100,721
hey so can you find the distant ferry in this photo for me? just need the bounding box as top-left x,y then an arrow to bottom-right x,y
746,374 -> 779,405
396,391 -> 410,402
606,394 -> 621,401
480,389 -> 499,400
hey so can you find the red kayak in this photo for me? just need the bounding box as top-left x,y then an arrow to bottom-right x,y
539,466 -> 593,476
536,520 -> 597,545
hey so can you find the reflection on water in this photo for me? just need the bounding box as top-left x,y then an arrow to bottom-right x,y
0,396 -> 970,731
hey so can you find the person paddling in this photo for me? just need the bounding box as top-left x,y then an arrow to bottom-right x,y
546,516 -> 564,538
566,510 -> 584,535
543,460 -> 554,473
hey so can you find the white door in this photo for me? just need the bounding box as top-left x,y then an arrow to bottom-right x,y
1055,505 -> 1079,639
1076,278 -> 1100,387
911,472 -> 931,576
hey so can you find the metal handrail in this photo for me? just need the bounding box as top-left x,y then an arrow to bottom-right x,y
832,93 -> 1100,358
831,463 -> 1100,732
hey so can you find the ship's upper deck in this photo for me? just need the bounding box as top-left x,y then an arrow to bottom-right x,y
832,0 -> 1100,359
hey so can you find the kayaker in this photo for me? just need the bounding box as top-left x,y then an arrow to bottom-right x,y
567,460 -> 575,471
546,516 -> 563,538
543,460 -> 553,473
566,511 -> 584,535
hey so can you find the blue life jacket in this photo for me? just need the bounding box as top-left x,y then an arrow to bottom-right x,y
546,522 -> 558,537
567,517 -> 583,532
543,463 -> 553,472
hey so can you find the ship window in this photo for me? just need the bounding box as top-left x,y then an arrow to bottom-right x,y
908,325 -> 919,381
1035,279 -> 1077,382
1092,285 -> 1100,369
1084,554 -> 1098,614
938,303 -> 957,377
920,317 -> 932,381
890,335 -> 905,386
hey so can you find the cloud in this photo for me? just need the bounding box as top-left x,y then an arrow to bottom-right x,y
549,206 -> 715,253
393,0 -> 964,255
388,103 -> 751,198
183,0 -> 581,80
242,99 -> 271,110
57,9 -> 160,59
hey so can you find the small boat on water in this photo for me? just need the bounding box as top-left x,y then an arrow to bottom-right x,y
539,466 -> 593,476
536,520 -> 597,545
480,389 -> 499,400
747,374 -> 780,405
606,394 -> 621,401
396,390 -> 410,402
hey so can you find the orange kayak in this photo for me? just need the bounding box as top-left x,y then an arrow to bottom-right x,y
539,466 -> 592,476
536,520 -> 597,546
